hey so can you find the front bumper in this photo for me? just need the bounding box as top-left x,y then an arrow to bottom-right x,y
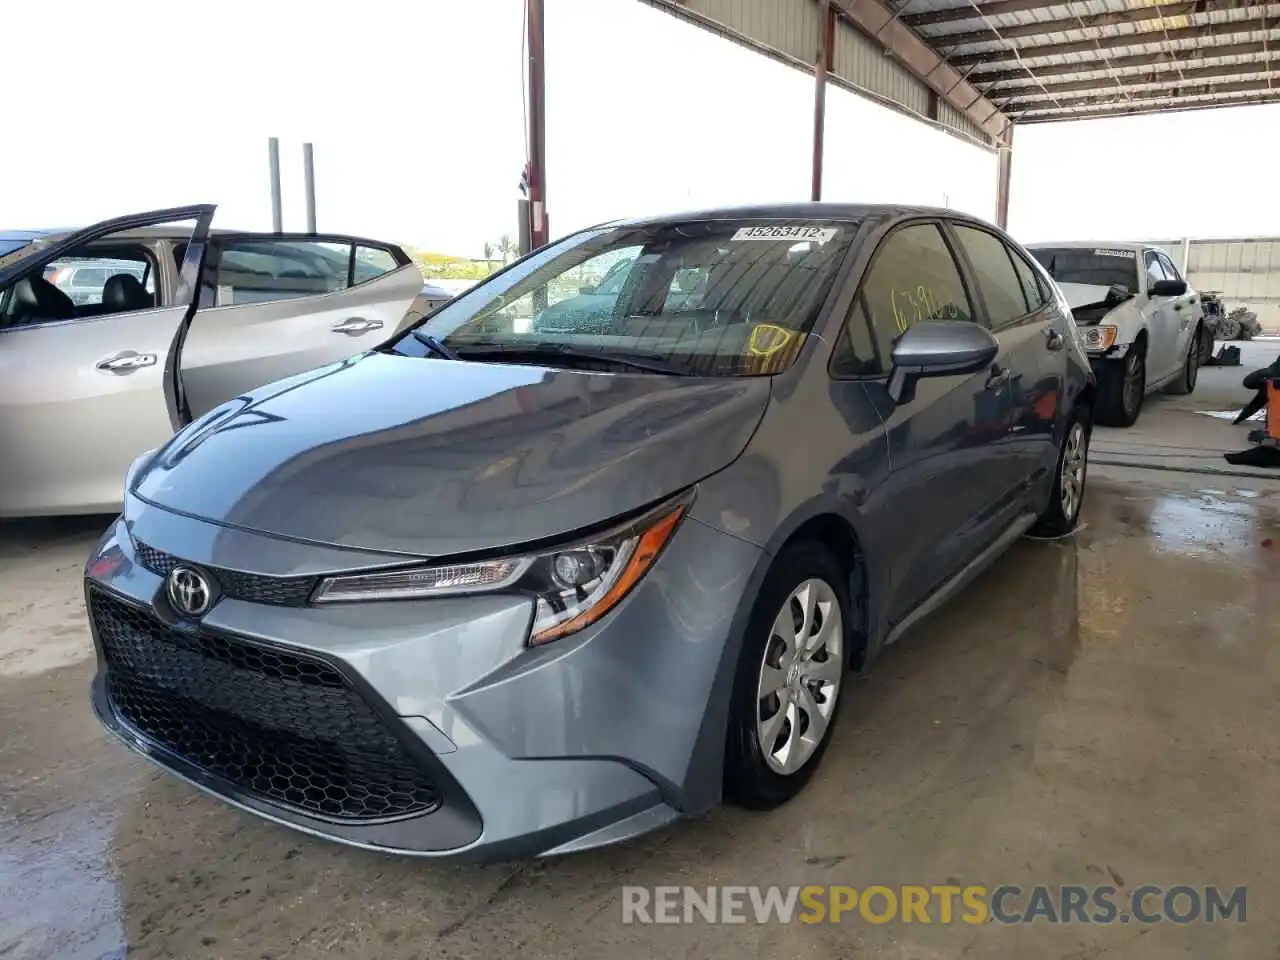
85,496 -> 763,860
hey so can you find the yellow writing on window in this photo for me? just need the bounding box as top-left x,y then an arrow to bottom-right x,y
748,323 -> 796,357
890,284 -> 943,333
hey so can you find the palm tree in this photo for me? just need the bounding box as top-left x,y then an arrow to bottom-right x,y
482,241 -> 495,270
497,235 -> 516,265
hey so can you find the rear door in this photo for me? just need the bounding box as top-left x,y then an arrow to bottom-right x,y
0,205 -> 213,516
948,222 -> 1063,496
177,234 -> 423,417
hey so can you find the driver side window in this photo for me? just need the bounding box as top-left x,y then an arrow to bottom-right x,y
1,242 -> 157,330
1145,253 -> 1168,291
832,223 -> 974,377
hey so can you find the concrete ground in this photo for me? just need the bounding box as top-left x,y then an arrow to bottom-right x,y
3,344 -> 1280,959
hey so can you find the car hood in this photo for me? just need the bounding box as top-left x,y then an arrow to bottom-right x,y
133,352 -> 771,557
1056,282 -> 1123,310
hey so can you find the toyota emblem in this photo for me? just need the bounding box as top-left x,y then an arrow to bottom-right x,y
166,566 -> 213,618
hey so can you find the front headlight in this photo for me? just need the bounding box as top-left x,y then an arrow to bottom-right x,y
312,492 -> 691,645
1079,325 -> 1118,352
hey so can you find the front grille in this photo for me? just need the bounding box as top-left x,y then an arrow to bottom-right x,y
92,589 -> 441,822
134,541 -> 317,607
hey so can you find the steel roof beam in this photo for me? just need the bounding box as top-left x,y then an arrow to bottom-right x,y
990,61 -> 1280,101
951,19 -> 1280,67
974,39 -> 1280,84
1002,75 -> 1280,112
829,0 -> 1013,141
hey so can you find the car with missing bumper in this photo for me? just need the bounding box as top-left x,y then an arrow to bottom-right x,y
1027,241 -> 1203,426
0,206 -> 430,517
86,204 -> 1094,861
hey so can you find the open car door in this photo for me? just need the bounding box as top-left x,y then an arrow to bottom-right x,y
0,205 -> 213,516
176,233 -> 425,417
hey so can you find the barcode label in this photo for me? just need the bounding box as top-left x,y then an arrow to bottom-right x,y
731,225 -> 839,244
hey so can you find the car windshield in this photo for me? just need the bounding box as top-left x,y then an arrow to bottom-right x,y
1030,247 -> 1138,294
404,219 -> 858,376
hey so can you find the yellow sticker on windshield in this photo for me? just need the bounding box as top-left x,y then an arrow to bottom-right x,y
748,323 -> 796,357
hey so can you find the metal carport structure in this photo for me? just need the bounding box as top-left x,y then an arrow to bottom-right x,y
522,1 -> 1280,245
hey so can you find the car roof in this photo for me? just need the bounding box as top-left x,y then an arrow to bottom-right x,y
1026,240 -> 1146,251
604,202 -> 997,230
0,225 -> 407,255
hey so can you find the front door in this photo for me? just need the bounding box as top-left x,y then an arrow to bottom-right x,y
0,206 -> 213,516
836,221 -> 1015,625
1142,251 -> 1180,381
177,235 -> 425,417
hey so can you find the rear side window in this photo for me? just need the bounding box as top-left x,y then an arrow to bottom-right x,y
211,239 -> 352,306
833,222 -> 973,377
1009,248 -> 1046,311
952,225 -> 1029,328
353,245 -> 401,284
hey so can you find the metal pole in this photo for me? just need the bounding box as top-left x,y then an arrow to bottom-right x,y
995,125 -> 1014,229
812,0 -> 834,202
302,142 -> 317,233
527,0 -> 548,250
268,137 -> 283,233
1182,237 -> 1191,275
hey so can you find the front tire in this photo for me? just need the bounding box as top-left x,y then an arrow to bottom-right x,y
1095,344 -> 1146,427
1166,326 -> 1201,395
1031,413 -> 1090,537
724,543 -> 850,810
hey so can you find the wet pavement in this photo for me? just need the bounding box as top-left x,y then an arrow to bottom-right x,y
3,470 -> 1280,959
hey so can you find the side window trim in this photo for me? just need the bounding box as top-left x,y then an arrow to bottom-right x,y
828,218 -> 977,381
943,220 -> 1035,331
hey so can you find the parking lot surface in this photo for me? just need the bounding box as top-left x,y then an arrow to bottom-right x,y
3,378 -> 1279,958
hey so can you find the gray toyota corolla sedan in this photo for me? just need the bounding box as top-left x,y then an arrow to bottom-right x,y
86,203 -> 1094,861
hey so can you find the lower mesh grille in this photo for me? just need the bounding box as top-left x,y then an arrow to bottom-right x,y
92,589 -> 441,822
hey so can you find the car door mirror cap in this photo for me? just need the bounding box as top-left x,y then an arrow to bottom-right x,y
887,320 -> 1000,404
1149,278 -> 1187,298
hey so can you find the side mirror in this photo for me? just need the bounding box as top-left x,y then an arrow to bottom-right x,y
887,320 -> 999,405
1149,278 -> 1187,298
579,285 -> 597,295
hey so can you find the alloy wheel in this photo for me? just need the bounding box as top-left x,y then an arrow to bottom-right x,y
1060,421 -> 1088,522
756,578 -> 843,776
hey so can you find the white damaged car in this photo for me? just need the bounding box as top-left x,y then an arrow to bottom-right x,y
1028,242 -> 1203,426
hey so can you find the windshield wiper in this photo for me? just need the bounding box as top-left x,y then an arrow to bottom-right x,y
453,342 -> 687,376
410,330 -> 461,361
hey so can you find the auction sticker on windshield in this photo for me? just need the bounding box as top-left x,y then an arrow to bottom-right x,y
732,226 -> 839,244
1092,248 -> 1135,258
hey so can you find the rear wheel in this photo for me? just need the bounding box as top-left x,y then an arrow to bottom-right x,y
724,543 -> 849,810
1031,413 -> 1090,537
1166,325 -> 1201,395
1095,343 -> 1146,427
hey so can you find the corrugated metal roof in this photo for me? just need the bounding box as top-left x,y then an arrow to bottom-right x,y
901,0 -> 1280,123
639,0 -> 995,145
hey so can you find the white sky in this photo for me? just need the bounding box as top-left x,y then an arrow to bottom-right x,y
5,0 -> 1276,254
